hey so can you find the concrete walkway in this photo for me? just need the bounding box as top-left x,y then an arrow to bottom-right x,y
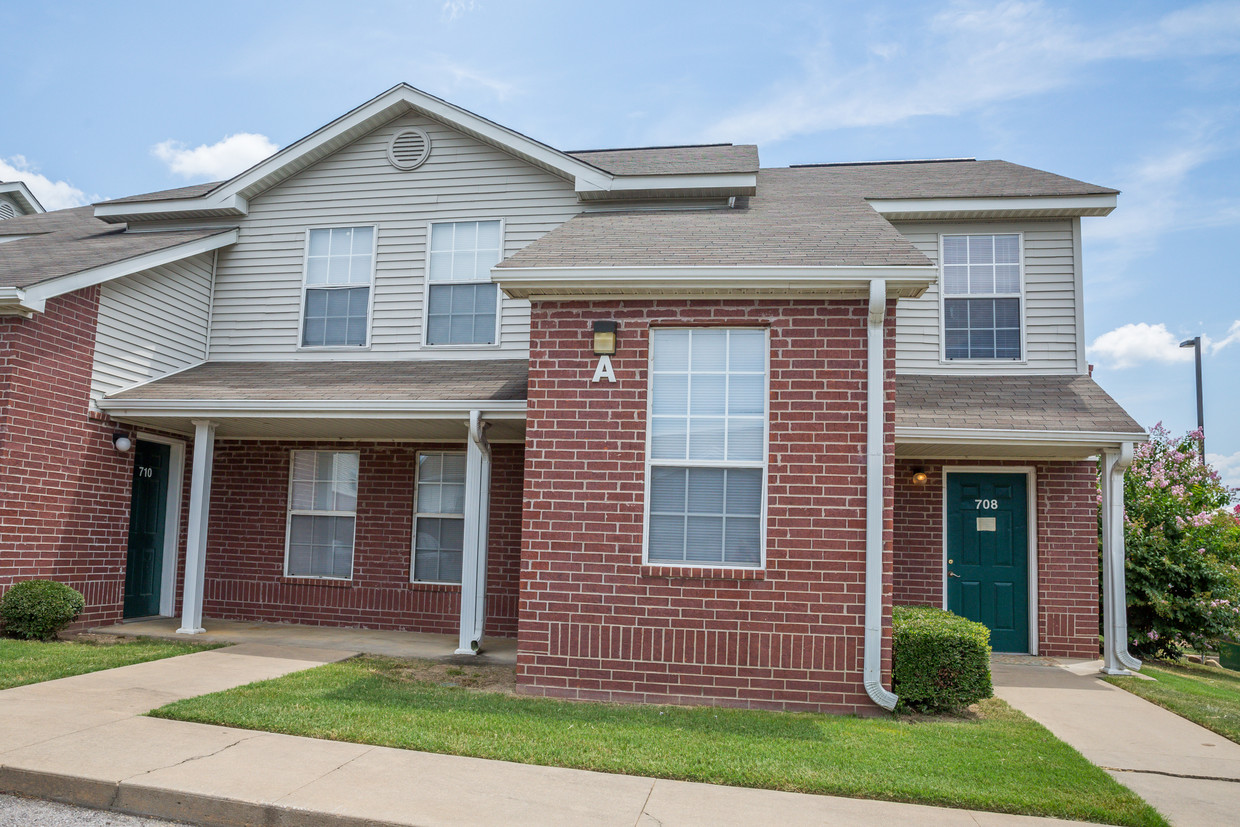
90,617 -> 518,664
993,657 -> 1240,827
0,645 -> 1087,827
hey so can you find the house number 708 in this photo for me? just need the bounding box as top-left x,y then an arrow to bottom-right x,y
974,499 -> 998,510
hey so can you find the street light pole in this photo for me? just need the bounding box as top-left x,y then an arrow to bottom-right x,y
1179,336 -> 1205,461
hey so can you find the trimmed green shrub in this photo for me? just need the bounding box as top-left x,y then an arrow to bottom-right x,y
0,580 -> 85,640
893,605 -> 993,713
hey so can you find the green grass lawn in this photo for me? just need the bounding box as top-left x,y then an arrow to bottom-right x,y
151,656 -> 1165,826
1105,660 -> 1240,744
0,637 -> 218,690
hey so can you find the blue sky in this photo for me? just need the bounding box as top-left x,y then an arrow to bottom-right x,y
3,0 -> 1238,486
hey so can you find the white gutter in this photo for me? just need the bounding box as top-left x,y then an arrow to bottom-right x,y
95,398 -> 527,420
1101,442 -> 1142,674
0,286 -> 43,316
896,426 -> 1149,447
864,278 -> 898,711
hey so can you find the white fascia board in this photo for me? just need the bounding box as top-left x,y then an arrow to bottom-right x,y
22,229 -> 239,304
896,426 -> 1148,447
0,181 -> 45,214
94,194 -> 248,224
492,264 -> 936,298
0,286 -> 44,315
575,172 -> 758,198
869,194 -> 1117,218
96,397 -> 528,420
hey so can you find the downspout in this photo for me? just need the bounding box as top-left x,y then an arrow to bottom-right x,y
1102,442 -> 1142,673
864,279 -> 899,710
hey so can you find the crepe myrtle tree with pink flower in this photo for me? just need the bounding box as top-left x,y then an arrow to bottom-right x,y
1109,423 -> 1240,660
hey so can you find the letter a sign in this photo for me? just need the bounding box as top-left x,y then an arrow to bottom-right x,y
592,355 -> 616,383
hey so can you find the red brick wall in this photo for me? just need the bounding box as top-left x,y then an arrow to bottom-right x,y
519,298 -> 895,714
0,289 -> 134,627
892,458 -> 1100,658
198,440 -> 523,638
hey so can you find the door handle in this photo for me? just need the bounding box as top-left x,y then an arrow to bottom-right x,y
948,572 -> 961,578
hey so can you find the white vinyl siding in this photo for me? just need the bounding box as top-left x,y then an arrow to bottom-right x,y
644,328 -> 767,568
90,252 -> 213,400
412,452 -> 466,583
205,111 -> 581,361
286,451 -> 359,579
893,220 -> 1082,374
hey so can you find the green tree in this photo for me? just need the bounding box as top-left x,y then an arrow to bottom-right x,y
1119,424 -> 1240,660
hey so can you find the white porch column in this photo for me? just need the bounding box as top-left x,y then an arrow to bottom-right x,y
177,419 -> 217,635
1101,442 -> 1142,674
457,411 -> 493,655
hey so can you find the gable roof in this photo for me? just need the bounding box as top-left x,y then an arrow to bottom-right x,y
495,160 -> 1115,281
94,85 -> 758,224
0,181 -> 46,216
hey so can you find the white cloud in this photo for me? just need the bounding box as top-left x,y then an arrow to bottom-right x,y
701,1 -> 1240,144
1088,323 -> 1195,369
1209,320 -> 1240,355
1206,449 -> 1240,491
435,58 -> 517,100
441,1 -> 476,22
0,155 -> 89,210
1088,319 -> 1240,368
152,133 -> 278,180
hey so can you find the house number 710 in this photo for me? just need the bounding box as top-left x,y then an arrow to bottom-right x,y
974,499 -> 998,510
137,466 -> 154,478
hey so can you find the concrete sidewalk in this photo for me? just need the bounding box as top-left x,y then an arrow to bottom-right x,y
0,645 -> 1087,827
994,657 -> 1240,827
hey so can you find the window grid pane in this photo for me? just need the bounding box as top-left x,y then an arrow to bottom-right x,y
303,227 -> 373,347
426,221 -> 502,345
942,233 -> 1022,360
287,451 -> 357,578
413,452 -> 467,583
648,329 -> 766,567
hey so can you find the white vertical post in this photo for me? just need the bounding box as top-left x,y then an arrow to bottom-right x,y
457,411 -> 492,655
177,419 -> 216,635
1101,443 -> 1141,674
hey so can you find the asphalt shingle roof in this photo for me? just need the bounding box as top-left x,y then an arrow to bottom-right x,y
107,360 -> 529,402
566,144 -> 759,175
0,206 -> 234,290
895,374 -> 1143,434
498,160 -> 1115,270
96,182 -> 223,206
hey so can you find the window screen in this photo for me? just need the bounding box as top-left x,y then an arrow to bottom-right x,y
413,452 -> 466,583
286,451 -> 359,578
302,227 -> 374,347
942,234 -> 1022,360
426,221 -> 501,345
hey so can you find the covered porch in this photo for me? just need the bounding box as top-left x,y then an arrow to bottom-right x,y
96,359 -> 528,656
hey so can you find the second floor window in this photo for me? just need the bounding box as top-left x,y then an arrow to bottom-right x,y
426,220 -> 501,346
302,226 -> 375,348
942,233 -> 1022,360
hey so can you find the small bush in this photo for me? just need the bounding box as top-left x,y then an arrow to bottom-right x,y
893,605 -> 993,713
0,580 -> 85,640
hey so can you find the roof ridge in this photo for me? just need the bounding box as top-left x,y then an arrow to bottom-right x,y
568,143 -> 735,154
789,158 -> 976,169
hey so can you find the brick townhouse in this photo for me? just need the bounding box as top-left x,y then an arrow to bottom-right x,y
0,85 -> 1145,714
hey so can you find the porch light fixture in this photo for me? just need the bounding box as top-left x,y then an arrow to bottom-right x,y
592,320 -> 618,355
112,431 -> 133,453
911,467 -> 929,485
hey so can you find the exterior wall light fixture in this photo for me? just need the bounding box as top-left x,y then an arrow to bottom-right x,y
911,467 -> 929,485
112,431 -> 133,453
593,320 -> 618,355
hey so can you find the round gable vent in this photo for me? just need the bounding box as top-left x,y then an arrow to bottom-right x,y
388,128 -> 431,170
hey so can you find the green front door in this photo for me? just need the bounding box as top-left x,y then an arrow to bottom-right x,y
946,472 -> 1029,653
123,440 -> 171,619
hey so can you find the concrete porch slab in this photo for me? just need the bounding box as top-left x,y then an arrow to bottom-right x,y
90,617 -> 518,665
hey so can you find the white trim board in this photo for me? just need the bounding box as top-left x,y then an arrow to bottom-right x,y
97,399 -> 527,420
896,426 -> 1148,448
941,466 -> 1039,656
869,194 -> 1116,219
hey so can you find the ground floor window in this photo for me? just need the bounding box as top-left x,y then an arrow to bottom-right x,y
285,450 -> 359,579
413,452 -> 466,583
645,327 -> 767,567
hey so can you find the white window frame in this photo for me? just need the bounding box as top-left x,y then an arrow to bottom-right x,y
937,232 -> 1027,364
641,326 -> 770,570
409,449 -> 467,585
283,450 -> 359,581
421,218 -> 505,349
297,224 -> 379,351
